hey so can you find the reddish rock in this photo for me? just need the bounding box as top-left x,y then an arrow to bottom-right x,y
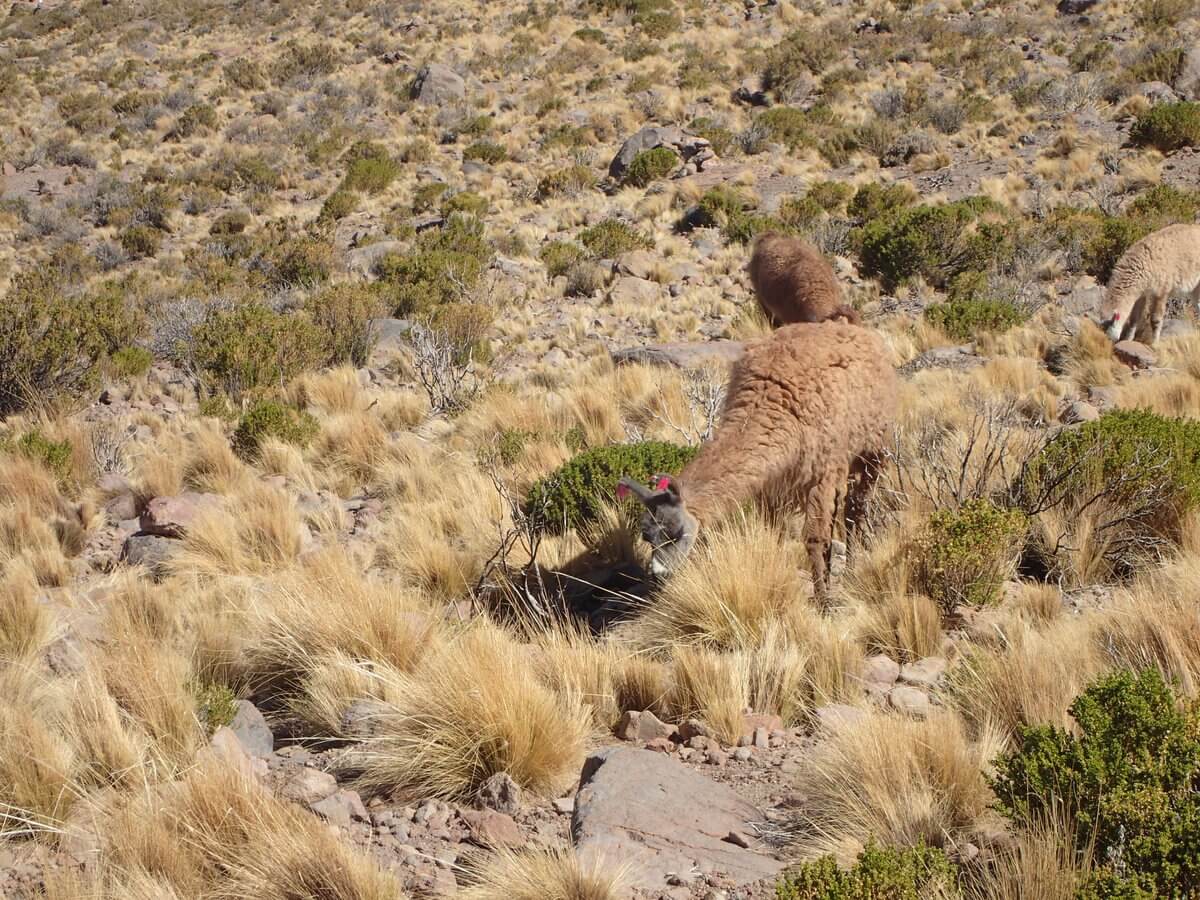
899,656 -> 947,689
1113,340 -> 1156,370
139,492 -> 219,537
889,686 -> 931,718
279,767 -> 337,804
616,709 -> 678,743
645,737 -> 675,753
860,654 -> 900,687
460,808 -> 526,848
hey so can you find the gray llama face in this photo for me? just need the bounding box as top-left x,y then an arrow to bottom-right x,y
616,474 -> 698,576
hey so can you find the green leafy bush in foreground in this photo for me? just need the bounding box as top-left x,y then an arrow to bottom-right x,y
232,400 -> 319,459
992,668 -> 1200,897
775,841 -> 957,900
525,441 -> 698,532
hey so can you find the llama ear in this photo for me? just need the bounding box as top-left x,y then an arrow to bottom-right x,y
617,477 -> 655,504
653,474 -> 681,499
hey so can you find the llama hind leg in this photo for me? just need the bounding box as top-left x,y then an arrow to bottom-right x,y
1149,291 -> 1168,345
803,475 -> 840,608
845,450 -> 885,547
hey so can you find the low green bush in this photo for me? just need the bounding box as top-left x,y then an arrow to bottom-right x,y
912,498 -> 1027,611
210,210 -> 252,236
540,240 -> 588,278
848,181 -> 918,223
536,165 -> 595,200
5,430 -> 74,484
232,400 -> 319,459
317,189 -> 359,223
108,345 -> 153,378
441,191 -> 490,218
1130,101 -> 1200,153
578,219 -> 653,258
188,301 -> 324,399
524,441 -> 698,532
774,841 -> 958,900
763,28 -> 843,99
688,116 -> 735,157
756,106 -> 810,150
378,214 -> 493,316
463,141 -> 508,165
192,682 -> 239,736
120,225 -> 162,259
992,668 -> 1200,896
857,197 -> 1010,290
924,294 -> 1027,341
629,0 -> 680,38
624,147 -> 677,187
339,141 -> 401,194
426,301 -> 495,365
305,282 -> 387,367
270,236 -> 334,287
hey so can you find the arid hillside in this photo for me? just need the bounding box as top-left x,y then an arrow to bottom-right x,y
2,0 -> 1200,897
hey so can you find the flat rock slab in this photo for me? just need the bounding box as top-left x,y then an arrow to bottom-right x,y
610,340 -> 746,370
572,747 -> 783,894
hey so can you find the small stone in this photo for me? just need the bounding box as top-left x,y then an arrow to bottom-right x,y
678,718 -> 710,740
615,709 -> 679,743
138,492 -> 219,537
706,750 -> 728,767
476,771 -> 521,815
733,747 -> 752,762
208,726 -> 267,781
752,727 -> 770,750
860,654 -> 900,687
1113,340 -> 1156,370
723,830 -> 752,848
889,686 -> 931,718
280,768 -> 338,804
1062,399 -> 1100,424
310,789 -> 369,828
899,656 -> 947,689
460,808 -> 526,848
645,737 -> 675,753
552,796 -> 575,815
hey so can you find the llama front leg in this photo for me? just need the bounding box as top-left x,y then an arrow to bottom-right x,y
845,450 -> 884,545
1149,291 -> 1168,345
803,476 -> 839,607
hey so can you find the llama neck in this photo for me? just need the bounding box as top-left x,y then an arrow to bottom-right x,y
677,429 -> 781,524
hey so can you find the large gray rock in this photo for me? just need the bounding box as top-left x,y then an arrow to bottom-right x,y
139,492 -> 219,538
411,63 -> 465,106
1113,340 -> 1156,370
1178,47 -> 1200,101
571,748 -> 784,894
608,275 -> 661,306
230,700 -> 274,758
346,240 -> 405,277
609,125 -> 683,179
897,345 -> 982,377
610,340 -> 746,370
121,533 -> 178,578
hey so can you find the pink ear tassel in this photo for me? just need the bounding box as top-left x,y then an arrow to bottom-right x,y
616,483 -> 630,500
655,476 -> 671,491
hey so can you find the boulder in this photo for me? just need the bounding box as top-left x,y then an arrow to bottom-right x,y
608,125 -> 714,180
1061,399 -> 1100,424
608,275 -> 660,306
476,771 -> 522,815
229,700 -> 274,758
888,686 -> 931,718
610,340 -> 746,371
614,249 -> 661,280
572,748 -> 784,894
280,767 -> 338,805
1113,340 -> 1156,370
207,726 -> 268,780
1178,47 -> 1200,101
898,656 -> 947,689
411,63 -> 465,106
615,710 -> 678,743
860,654 -> 900,687
121,533 -> 178,578
310,789 -> 370,828
139,492 -> 219,538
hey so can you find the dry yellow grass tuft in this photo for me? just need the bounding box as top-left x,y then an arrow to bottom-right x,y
790,711 -> 1003,863
458,846 -> 627,900
357,620 -> 590,800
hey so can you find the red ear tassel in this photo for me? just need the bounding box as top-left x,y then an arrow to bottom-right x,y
655,476 -> 671,491
616,483 -> 630,500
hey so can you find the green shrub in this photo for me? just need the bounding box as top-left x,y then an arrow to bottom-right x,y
912,498 -> 1027,611
992,668 -> 1200,896
441,191 -> 490,218
463,141 -> 508,165
210,210 -> 252,236
192,682 -> 239,737
188,302 -> 324,398
232,400 -> 319,459
848,182 -> 918,223
1129,46 -> 1186,84
6,430 -> 74,484
317,189 -> 359,223
120,225 -> 162,259
858,198 -> 1010,290
427,301 -> 495,365
270,236 -> 335,287
630,0 -> 680,38
624,147 -> 678,187
524,441 -> 698,532
108,345 -> 153,378
1020,409 -> 1200,578
168,103 -> 217,140
1130,101 -> 1200,152
572,26 -> 607,43
756,106 -> 810,150
305,282 -> 387,367
0,269 -> 139,414
224,58 -> 266,90
232,155 -> 281,194
578,219 -> 653,258
924,295 -> 1027,341
688,185 -> 756,230
536,165 -> 595,199
540,240 -> 588,278
688,116 -> 735,157
763,29 -> 842,99
805,180 -> 854,213
775,841 -> 958,900
378,214 -> 493,316
342,155 -> 400,195
413,182 -> 450,212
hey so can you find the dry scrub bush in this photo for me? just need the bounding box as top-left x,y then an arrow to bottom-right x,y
458,846 -> 626,900
174,483 -> 303,577
790,711 -> 1002,863
358,621 -> 589,800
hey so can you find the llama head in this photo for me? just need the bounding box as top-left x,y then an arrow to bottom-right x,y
1101,309 -> 1124,342
616,474 -> 698,577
